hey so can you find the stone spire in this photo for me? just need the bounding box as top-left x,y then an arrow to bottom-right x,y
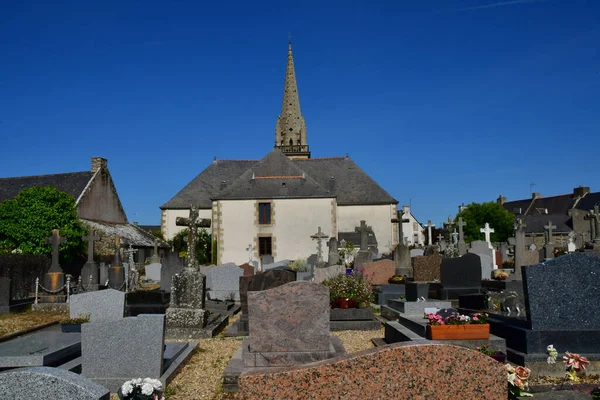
275,40 -> 310,159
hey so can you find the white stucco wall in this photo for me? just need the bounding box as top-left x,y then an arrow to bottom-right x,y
337,204 -> 396,256
217,198 -> 335,265
161,208 -> 212,241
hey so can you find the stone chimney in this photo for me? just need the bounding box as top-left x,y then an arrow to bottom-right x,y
329,177 -> 336,192
91,157 -> 107,173
532,192 -> 541,200
402,205 -> 410,215
573,185 -> 590,198
497,195 -> 507,205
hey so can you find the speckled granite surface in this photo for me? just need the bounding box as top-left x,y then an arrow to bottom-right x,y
238,343 -> 507,399
413,254 -> 442,282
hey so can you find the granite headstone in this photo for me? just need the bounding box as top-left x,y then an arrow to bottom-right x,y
69,289 -> 125,323
412,253 -> 442,282
410,249 -> 424,258
160,252 -> 184,293
204,263 -> 243,301
361,259 -> 395,285
145,262 -> 162,282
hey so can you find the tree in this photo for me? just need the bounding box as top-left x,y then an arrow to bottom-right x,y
0,186 -> 86,263
455,201 -> 515,243
169,228 -> 212,265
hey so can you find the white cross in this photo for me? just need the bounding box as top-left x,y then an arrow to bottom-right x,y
246,244 -> 255,263
480,223 -> 495,244
426,220 -> 435,246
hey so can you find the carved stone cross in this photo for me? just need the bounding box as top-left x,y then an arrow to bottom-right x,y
391,210 -> 409,247
544,221 -> 556,244
45,229 -> 66,273
311,227 -> 329,263
355,220 -> 373,251
480,223 -> 495,244
82,228 -> 99,264
514,217 -> 527,232
426,220 -> 435,246
457,217 -> 466,242
586,205 -> 600,242
246,244 -> 256,262
176,204 -> 211,268
123,244 -> 138,269
437,234 -> 444,245
451,229 -> 458,245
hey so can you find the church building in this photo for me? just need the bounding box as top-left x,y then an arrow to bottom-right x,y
160,42 -> 401,265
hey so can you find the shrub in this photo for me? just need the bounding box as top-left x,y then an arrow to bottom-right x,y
321,274 -> 372,308
289,258 -> 311,272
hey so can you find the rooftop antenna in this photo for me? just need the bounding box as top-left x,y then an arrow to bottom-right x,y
529,182 -> 536,195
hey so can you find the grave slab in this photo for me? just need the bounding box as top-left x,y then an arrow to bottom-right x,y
69,289 -> 125,322
0,331 -> 81,368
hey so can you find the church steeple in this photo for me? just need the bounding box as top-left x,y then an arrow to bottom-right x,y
275,40 -> 310,159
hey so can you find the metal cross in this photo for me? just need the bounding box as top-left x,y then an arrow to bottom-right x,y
45,229 -> 66,273
82,228 -> 99,264
311,227 -> 329,263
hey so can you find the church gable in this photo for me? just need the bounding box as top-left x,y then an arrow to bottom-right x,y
0,171 -> 92,203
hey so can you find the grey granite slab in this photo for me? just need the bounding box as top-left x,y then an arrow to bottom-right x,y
82,314 -> 165,388
205,263 -> 243,301
160,252 -> 183,293
248,281 -> 329,353
0,331 -> 81,368
388,299 -> 451,316
69,289 -> 125,323
0,366 -> 109,400
523,253 -> 600,330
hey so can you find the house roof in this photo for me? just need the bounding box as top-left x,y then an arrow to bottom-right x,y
503,199 -> 533,215
81,219 -> 168,248
521,214 -> 572,234
161,150 -> 398,208
503,194 -> 577,216
0,171 -> 93,203
576,192 -> 600,212
338,231 -> 378,247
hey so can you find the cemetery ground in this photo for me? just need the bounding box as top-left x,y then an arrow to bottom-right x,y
0,310 -> 66,338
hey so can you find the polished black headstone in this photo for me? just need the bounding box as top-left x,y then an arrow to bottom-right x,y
523,253 -> 600,330
440,253 -> 482,288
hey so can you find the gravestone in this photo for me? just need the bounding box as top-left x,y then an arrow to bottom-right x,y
43,229 -> 67,292
237,343 -> 507,400
469,240 -> 494,279
160,252 -> 184,293
457,217 -> 468,255
354,220 -> 373,272
70,289 -> 125,323
514,217 -> 527,279
145,262 -> 162,282
98,263 -> 108,286
176,205 -> 211,268
239,263 -> 255,276
0,367 -> 110,400
326,237 -> 339,266
313,264 -> 345,284
410,249 -> 424,258
522,250 -> 540,267
82,314 -> 165,392
227,269 -> 296,336
0,331 -> 81,368
0,278 -> 10,314
205,263 -> 243,301
166,267 -> 208,334
412,253 -> 442,282
260,254 -> 274,269
361,259 -> 395,285
311,227 -> 329,267
81,228 -> 100,286
262,259 -> 290,271
107,236 -> 124,290
543,221 -> 557,261
523,253 -> 600,330
438,253 -> 482,299
391,210 -> 411,276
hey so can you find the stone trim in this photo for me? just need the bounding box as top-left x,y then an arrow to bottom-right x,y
330,199 -> 337,238
213,201 -> 224,265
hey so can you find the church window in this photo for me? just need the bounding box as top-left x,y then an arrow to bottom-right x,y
258,203 -> 271,224
259,237 -> 272,256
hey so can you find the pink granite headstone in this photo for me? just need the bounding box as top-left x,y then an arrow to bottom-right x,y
361,259 -> 395,285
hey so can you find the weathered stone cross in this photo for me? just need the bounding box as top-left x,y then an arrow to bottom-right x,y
246,244 -> 256,262
451,229 -> 458,244
112,236 -> 121,266
82,228 -> 99,264
153,239 -> 159,257
355,220 -> 373,251
311,227 -> 329,263
586,205 -> 600,242
544,221 -> 556,244
45,229 -> 66,273
514,217 -> 527,232
391,210 -> 409,246
437,234 -> 444,245
580,231 -> 588,246
480,223 -> 495,244
457,217 -> 466,242
123,244 -> 138,268
176,204 -> 211,268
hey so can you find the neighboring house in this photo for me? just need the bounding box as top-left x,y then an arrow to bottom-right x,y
0,157 -> 167,262
497,186 -> 600,248
161,42 -> 400,265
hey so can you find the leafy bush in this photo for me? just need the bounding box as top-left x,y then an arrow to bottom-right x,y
289,258 -> 311,272
321,274 -> 373,308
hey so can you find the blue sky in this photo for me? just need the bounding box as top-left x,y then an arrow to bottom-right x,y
0,0 -> 598,227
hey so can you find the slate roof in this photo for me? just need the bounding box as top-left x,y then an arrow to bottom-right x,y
161,150 -> 398,208
0,172 -> 93,203
576,192 -> 600,212
338,231 -> 378,247
503,199 -> 533,215
521,214 -> 572,234
503,194 -> 577,216
81,219 -> 168,247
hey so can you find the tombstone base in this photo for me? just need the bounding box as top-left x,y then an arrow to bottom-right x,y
81,262 -> 99,285
242,338 -> 339,367
165,312 -> 228,339
373,284 -> 406,306
43,272 -> 65,293
107,267 -> 125,290
329,308 -> 381,331
223,336 -> 346,393
166,307 -> 208,329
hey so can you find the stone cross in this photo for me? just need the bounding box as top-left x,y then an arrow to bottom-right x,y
391,211 -> 409,247
544,221 -> 556,244
176,204 -> 211,268
451,229 -> 458,245
123,245 -> 138,269
82,228 -> 99,264
112,236 -> 121,266
437,233 -> 444,245
326,237 -> 339,266
513,217 -> 527,278
457,217 -> 467,255
44,229 -> 66,273
567,231 -> 577,252
311,226 -> 329,263
355,220 -> 373,251
586,205 -> 600,242
426,220 -> 435,246
246,244 -> 256,263
153,239 -> 159,257
580,231 -> 588,247
480,223 -> 495,244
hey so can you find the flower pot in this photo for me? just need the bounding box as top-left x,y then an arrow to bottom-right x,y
61,323 -> 81,333
491,351 -> 506,363
426,324 -> 490,340
332,298 -> 359,309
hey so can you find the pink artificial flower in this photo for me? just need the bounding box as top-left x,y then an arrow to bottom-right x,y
563,352 -> 590,372
515,366 -> 531,379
